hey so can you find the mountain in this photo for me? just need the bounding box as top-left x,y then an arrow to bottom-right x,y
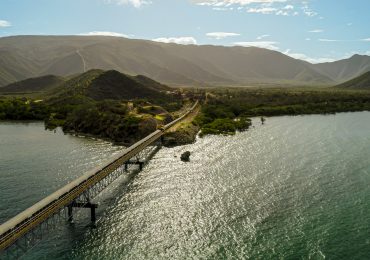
0,35 -> 369,87
336,71 -> 370,89
0,75 -> 64,93
48,69 -> 172,103
313,54 -> 370,83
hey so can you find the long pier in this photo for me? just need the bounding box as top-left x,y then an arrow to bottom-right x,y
0,101 -> 198,257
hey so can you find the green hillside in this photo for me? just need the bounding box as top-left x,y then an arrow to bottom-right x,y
47,69 -> 177,107
336,71 -> 370,89
0,75 -> 64,94
0,70 -> 185,145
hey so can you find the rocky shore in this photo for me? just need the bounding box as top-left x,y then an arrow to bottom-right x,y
162,122 -> 200,147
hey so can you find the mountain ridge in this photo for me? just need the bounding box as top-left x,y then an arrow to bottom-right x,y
0,35 -> 369,87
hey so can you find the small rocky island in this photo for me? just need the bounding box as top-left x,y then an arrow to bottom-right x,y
180,151 -> 191,162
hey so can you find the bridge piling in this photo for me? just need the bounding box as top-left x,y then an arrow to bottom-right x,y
67,202 -> 98,223
67,205 -> 73,222
125,161 -> 144,171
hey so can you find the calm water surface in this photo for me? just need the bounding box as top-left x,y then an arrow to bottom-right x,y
1,113 -> 370,259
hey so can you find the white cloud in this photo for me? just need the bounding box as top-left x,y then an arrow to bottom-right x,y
283,4 -> 294,9
206,32 -> 241,39
153,37 -> 197,45
283,49 -> 335,63
308,29 -> 323,33
341,51 -> 370,59
212,7 -> 229,10
194,0 -> 318,17
318,38 -> 370,42
275,10 -> 289,15
234,41 -> 279,50
305,38 -> 311,41
257,34 -> 270,40
319,38 -> 339,42
79,31 -> 130,37
105,0 -> 151,8
194,0 -> 288,6
301,1 -> 317,17
247,7 -> 277,14
0,20 -> 11,27
347,22 -> 353,26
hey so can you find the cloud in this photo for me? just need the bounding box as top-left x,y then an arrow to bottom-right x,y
0,20 -> 11,27
206,32 -> 241,39
79,31 -> 130,37
257,34 -> 270,40
308,29 -> 323,33
283,49 -> 335,63
153,37 -> 197,45
234,41 -> 279,50
105,0 -> 151,8
247,7 -> 277,14
318,38 -> 370,42
319,38 -> 340,42
193,1 -> 316,16
301,1 -> 317,17
283,4 -> 294,9
194,0 -> 288,6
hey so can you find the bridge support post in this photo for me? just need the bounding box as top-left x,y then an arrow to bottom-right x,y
67,202 -> 98,223
139,162 -> 144,171
67,204 -> 73,222
91,205 -> 96,222
125,161 -> 144,171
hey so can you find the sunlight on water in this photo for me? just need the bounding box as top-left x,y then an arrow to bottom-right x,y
1,113 -> 370,259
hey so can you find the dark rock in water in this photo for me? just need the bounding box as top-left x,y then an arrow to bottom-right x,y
181,151 -> 191,162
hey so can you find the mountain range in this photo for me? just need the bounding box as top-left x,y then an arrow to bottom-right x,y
1,35 -> 370,87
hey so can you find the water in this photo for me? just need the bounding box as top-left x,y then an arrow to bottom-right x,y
1,113 -> 370,259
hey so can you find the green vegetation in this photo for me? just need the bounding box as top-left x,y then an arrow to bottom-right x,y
3,67 -> 370,145
195,88 -> 370,136
0,75 -> 64,94
200,118 -> 251,136
62,100 -> 148,144
0,98 -> 50,120
0,70 -> 185,145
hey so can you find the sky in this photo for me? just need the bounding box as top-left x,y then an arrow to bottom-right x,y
0,0 -> 369,63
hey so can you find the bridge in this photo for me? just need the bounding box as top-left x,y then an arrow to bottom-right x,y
0,101 -> 198,259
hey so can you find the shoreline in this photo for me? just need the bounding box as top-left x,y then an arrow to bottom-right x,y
2,109 -> 370,147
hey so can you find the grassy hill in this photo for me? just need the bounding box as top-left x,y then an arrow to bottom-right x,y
0,75 -> 64,94
47,69 -> 175,105
336,71 -> 370,89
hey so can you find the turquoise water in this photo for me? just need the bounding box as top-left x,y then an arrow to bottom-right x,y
1,112 -> 370,259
